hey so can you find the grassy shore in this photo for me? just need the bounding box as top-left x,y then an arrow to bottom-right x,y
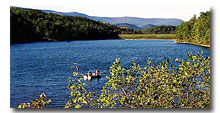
119,34 -> 176,40
119,34 -> 210,48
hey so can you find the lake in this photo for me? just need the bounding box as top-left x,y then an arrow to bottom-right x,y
10,40 -> 210,108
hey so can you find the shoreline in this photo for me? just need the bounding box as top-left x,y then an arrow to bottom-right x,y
174,40 -> 210,48
122,38 -> 210,48
122,38 -> 175,41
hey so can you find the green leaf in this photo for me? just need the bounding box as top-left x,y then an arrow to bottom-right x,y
74,104 -> 81,108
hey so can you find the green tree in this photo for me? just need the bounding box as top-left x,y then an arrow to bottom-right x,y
176,11 -> 210,46
10,7 -> 120,44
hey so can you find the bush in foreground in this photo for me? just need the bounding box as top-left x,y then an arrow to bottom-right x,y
18,93 -> 51,108
65,51 -> 210,108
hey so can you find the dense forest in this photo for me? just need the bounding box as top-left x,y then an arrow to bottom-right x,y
119,29 -> 142,34
119,25 -> 176,34
116,23 -> 142,30
142,25 -> 176,34
10,7 -> 120,44
176,11 -> 210,45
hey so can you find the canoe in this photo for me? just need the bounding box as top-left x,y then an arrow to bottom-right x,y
83,73 -> 101,81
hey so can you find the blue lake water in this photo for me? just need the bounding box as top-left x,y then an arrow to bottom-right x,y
10,40 -> 210,108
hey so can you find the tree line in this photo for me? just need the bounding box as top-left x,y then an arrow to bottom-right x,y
176,11 -> 210,45
119,25 -> 176,34
119,29 -> 142,34
10,7 -> 120,44
142,25 -> 176,34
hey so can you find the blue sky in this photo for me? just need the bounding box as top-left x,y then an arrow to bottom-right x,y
10,0 -> 210,21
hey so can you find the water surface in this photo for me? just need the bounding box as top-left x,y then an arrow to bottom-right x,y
10,40 -> 210,108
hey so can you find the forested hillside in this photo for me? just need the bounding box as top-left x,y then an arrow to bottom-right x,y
142,25 -> 176,34
118,25 -> 176,34
10,7 -> 120,44
41,9 -> 184,27
115,23 -> 142,29
176,11 -> 210,45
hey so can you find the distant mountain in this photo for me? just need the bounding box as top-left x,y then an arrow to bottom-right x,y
43,10 -> 91,18
115,23 -> 142,29
41,10 -> 184,27
116,23 -> 157,30
12,7 -> 184,27
141,24 -> 156,29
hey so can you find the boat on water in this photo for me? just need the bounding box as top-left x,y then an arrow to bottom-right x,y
83,72 -> 101,81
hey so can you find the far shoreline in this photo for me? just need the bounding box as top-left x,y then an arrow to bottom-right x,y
123,38 -> 175,41
122,38 -> 210,48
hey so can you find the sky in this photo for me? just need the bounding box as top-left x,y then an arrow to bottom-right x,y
10,0 -> 210,21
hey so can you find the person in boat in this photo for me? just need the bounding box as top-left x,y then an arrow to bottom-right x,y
95,68 -> 100,76
87,69 -> 92,77
84,70 -> 92,80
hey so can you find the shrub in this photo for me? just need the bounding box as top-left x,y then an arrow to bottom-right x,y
66,51 -> 210,108
18,93 -> 51,108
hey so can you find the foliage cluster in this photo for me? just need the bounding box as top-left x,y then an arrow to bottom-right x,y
18,93 -> 51,108
119,25 -> 176,34
119,29 -> 143,34
176,11 -> 210,45
119,34 -> 176,40
65,52 -> 210,108
10,7 -> 120,44
142,25 -> 176,34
